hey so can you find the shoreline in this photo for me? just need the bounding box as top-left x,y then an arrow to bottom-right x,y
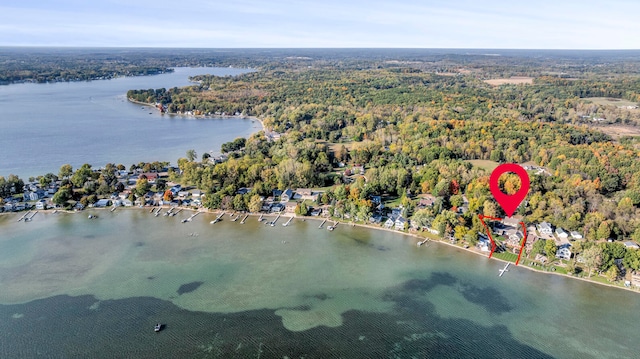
2,206 -> 638,295
127,98 -> 266,132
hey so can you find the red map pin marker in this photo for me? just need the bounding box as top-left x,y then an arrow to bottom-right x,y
489,163 -> 530,217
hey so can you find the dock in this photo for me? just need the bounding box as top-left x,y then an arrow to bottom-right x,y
282,216 -> 293,226
269,213 -> 281,227
170,208 -> 182,217
498,262 -> 510,277
258,214 -> 264,222
110,206 -> 116,212
417,239 -> 429,247
181,211 -> 200,223
318,219 -> 327,229
24,211 -> 38,222
232,213 -> 239,222
240,214 -> 249,224
17,211 -> 31,222
164,207 -> 174,216
210,211 -> 225,224
327,221 -> 338,231
155,208 -> 162,217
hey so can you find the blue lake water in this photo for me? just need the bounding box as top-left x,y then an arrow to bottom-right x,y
0,67 -> 259,178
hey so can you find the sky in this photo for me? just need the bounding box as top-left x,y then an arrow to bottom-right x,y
1,0 -> 639,49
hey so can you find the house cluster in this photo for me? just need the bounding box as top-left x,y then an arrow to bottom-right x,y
259,188 -> 325,214
2,181 -> 59,212
486,220 -> 581,263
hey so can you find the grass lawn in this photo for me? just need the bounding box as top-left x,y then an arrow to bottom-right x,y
465,159 -> 500,172
582,97 -> 639,107
493,252 -> 518,262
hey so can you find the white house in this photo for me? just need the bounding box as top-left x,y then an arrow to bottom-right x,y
384,217 -> 395,229
555,227 -> 569,239
394,216 -> 407,230
624,241 -> 640,250
570,231 -> 583,240
35,199 -> 47,210
537,222 -> 553,236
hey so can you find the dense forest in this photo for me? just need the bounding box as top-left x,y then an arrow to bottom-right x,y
124,51 -> 640,276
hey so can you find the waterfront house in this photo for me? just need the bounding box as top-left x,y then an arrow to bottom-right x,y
270,203 -> 285,213
384,217 -> 395,229
394,216 -> 407,230
94,199 -> 112,208
285,202 -> 297,213
281,189 -> 293,202
35,199 -> 47,210
369,213 -> 383,223
556,244 -> 572,260
537,222 -> 553,236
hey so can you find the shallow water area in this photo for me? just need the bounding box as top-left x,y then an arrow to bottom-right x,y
1,209 -> 640,358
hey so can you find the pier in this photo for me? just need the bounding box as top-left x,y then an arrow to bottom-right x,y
269,213 -> 281,227
417,239 -> 429,247
17,211 -> 30,222
282,216 -> 293,226
110,206 -> 116,212
258,214 -> 264,222
210,211 -> 225,224
498,262 -> 510,277
24,211 -> 38,222
164,207 -> 174,216
170,208 -> 182,217
318,219 -> 327,229
181,211 -> 200,223
232,213 -> 239,222
155,208 -> 162,217
327,221 -> 338,231
240,214 -> 249,224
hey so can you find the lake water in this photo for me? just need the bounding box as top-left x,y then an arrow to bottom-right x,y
0,67 -> 260,178
1,210 -> 639,358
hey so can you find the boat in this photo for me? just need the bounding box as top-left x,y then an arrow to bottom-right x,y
154,323 -> 163,332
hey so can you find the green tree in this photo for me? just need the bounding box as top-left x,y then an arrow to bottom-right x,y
52,186 -> 72,207
597,221 -> 611,240
295,202 -> 309,216
135,178 -> 150,197
605,265 -> 620,282
186,149 -> 197,162
544,239 -> 557,258
581,245 -> 603,277
248,194 -> 263,213
58,164 -> 73,179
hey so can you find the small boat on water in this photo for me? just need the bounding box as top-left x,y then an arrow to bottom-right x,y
154,323 -> 163,332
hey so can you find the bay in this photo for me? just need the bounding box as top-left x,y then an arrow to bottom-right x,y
0,67 -> 260,178
0,210 -> 638,358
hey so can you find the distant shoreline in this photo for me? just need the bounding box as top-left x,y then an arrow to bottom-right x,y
127,98 -> 266,132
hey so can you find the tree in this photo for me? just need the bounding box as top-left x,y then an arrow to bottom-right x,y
581,245 -> 603,277
544,239 -> 557,258
59,164 -> 73,179
186,149 -> 197,162
530,239 -> 545,258
596,221 -> 611,240
605,265 -> 620,282
135,178 -> 150,197
52,186 -> 72,207
163,189 -> 174,202
295,202 -> 309,216
71,164 -> 93,188
248,194 -> 263,213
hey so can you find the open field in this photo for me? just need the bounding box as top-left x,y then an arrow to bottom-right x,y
589,124 -> 640,139
484,77 -> 534,86
465,159 -> 500,171
583,97 -> 639,108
